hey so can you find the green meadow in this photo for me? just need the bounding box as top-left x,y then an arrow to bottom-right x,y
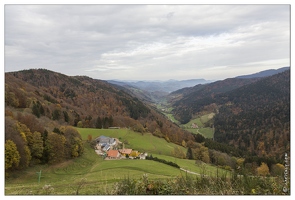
156,103 -> 215,138
153,154 -> 229,177
77,128 -> 187,156
5,142 -> 184,195
182,113 -> 215,138
5,127 -> 228,195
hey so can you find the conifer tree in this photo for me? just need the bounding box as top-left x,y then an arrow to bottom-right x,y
186,147 -> 193,159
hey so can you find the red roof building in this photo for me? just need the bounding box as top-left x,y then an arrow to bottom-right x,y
107,150 -> 120,159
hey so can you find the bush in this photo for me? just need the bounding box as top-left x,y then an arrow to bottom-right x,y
111,173 -> 287,195
223,165 -> 232,171
146,155 -> 180,169
77,121 -> 83,128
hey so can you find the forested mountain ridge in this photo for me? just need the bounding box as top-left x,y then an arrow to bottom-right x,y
6,69 -> 150,125
169,77 -> 260,123
5,69 -> 196,174
235,66 -> 290,79
6,69 -> 195,142
168,67 -> 290,123
169,70 -> 290,162
214,70 -> 290,161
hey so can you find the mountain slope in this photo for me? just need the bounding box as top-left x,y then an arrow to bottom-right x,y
168,70 -> 289,161
5,69 -> 195,145
169,78 -> 260,123
109,82 -> 166,104
169,66 -> 290,109
213,70 -> 290,161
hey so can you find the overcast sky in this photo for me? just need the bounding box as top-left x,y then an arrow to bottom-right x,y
4,4 -> 290,81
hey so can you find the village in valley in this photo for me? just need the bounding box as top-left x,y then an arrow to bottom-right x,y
94,135 -> 148,160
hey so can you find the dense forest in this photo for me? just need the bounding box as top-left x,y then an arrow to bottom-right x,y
169,70 -> 290,162
213,70 -> 290,162
169,77 -> 260,123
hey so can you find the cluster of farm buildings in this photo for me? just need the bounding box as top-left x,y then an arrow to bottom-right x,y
94,135 -> 147,160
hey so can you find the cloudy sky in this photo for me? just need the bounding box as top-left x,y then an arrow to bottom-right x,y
4,4 -> 290,81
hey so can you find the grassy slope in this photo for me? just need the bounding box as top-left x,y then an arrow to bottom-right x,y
156,104 -> 181,124
5,127 -> 227,195
78,128 -> 228,177
182,113 -> 215,138
156,103 -> 215,138
152,154 -> 229,177
78,128 -> 187,156
5,143 -> 183,195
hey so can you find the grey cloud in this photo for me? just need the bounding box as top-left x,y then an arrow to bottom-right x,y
4,4 -> 290,80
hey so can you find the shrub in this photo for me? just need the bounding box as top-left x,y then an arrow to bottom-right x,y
146,155 -> 180,169
111,173 -> 286,195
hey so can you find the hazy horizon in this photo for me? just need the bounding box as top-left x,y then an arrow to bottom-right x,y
5,65 -> 289,83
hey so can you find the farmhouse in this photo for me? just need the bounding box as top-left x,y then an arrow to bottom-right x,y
102,144 -> 111,151
119,149 -> 132,157
107,150 -> 120,159
191,123 -> 198,129
93,136 -> 148,160
95,135 -> 116,147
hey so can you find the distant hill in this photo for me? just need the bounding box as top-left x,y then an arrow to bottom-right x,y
235,66 -> 290,79
108,81 -> 168,104
108,79 -> 213,93
108,79 -> 213,104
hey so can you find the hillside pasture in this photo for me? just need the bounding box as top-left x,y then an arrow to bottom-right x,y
5,127 -> 226,195
152,154 -> 230,178
5,142 -> 185,195
77,128 -> 187,156
182,113 -> 215,138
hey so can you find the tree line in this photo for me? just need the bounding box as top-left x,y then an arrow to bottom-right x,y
5,115 -> 83,177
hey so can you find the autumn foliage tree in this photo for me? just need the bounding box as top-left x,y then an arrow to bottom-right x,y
61,126 -> 84,158
5,117 -> 31,169
257,162 -> 270,176
45,132 -> 66,164
30,131 -> 44,163
193,145 -> 210,163
271,163 -> 284,177
5,140 -> 20,174
172,146 -> 186,159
